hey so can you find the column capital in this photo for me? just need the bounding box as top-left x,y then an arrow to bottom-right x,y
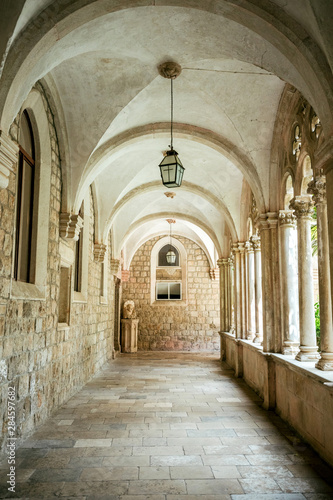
110,258 -> 120,276
257,212 -> 278,232
217,258 -> 229,268
60,213 -> 83,240
94,243 -> 107,263
278,210 -> 297,228
250,234 -> 261,251
244,240 -> 253,253
307,176 -> 326,205
237,242 -> 245,253
232,243 -> 239,254
0,130 -> 19,189
289,195 -> 314,220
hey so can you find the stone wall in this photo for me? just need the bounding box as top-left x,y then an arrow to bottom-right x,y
122,236 -> 220,351
0,85 -> 114,455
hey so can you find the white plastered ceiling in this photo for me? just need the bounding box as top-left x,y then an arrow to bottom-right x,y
3,1 -> 330,265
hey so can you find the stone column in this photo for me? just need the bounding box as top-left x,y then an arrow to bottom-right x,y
278,210 -> 299,355
308,177 -> 333,370
251,235 -> 263,343
258,213 -> 281,353
245,241 -> 255,340
224,258 -> 230,332
239,243 -> 246,339
232,244 -> 242,339
217,259 -> 226,333
229,256 -> 235,334
290,196 -> 319,361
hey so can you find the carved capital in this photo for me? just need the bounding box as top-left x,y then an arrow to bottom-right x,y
94,243 -> 107,263
244,240 -> 253,253
237,242 -> 245,253
289,196 -> 314,220
60,213 -> 83,240
250,235 -> 261,251
0,130 -> 18,189
307,176 -> 326,205
278,210 -> 296,227
110,258 -> 120,276
217,258 -> 228,268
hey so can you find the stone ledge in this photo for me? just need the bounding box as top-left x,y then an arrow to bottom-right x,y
73,291 -> 87,303
11,281 -> 46,301
271,352 -> 333,385
151,300 -> 187,307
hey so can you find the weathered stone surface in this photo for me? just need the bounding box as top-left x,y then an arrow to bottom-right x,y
0,85 -> 114,456
122,236 -> 220,352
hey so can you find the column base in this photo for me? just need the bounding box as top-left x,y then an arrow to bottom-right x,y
295,346 -> 319,361
247,331 -> 255,341
282,342 -> 299,356
315,353 -> 333,371
253,333 -> 263,344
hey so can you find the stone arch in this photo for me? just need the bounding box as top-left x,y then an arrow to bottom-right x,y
281,170 -> 295,210
104,179 -> 238,244
1,0 -> 333,137
76,123 -> 266,215
118,212 -> 222,265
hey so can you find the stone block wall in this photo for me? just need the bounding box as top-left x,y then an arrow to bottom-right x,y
122,236 -> 220,351
0,84 -> 114,455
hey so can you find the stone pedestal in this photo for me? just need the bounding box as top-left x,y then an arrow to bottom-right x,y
121,319 -> 139,353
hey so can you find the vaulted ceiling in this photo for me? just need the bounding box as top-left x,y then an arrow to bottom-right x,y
1,1 -> 333,265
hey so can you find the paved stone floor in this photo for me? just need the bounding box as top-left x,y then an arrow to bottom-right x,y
1,352 -> 333,499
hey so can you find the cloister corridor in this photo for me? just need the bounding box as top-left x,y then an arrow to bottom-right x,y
1,352 -> 332,499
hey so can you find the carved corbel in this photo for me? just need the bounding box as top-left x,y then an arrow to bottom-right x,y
121,270 -> 130,282
0,131 -> 18,189
209,268 -> 219,280
60,213 -> 83,240
110,258 -> 120,276
94,243 -> 107,263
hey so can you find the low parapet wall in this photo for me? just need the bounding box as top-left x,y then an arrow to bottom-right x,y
221,332 -> 333,467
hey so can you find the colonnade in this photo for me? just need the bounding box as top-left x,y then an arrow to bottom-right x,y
218,174 -> 333,371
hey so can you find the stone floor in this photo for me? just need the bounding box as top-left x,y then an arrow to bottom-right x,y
1,352 -> 333,499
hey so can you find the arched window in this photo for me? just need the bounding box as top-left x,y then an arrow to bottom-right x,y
150,237 -> 187,304
14,110 -> 36,282
74,203 -> 84,292
158,244 -> 180,267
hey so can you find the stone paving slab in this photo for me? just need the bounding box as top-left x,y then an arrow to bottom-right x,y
0,352 -> 333,499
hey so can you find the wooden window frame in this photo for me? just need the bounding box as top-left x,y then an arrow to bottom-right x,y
14,111 -> 36,283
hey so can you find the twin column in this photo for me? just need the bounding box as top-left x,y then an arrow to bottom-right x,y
227,239 -> 262,341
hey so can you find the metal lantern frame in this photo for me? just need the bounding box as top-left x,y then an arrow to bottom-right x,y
158,62 -> 185,188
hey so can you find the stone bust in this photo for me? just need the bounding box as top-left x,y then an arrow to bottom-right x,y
122,300 -> 137,319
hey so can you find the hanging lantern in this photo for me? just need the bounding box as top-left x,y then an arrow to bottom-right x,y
158,62 -> 185,188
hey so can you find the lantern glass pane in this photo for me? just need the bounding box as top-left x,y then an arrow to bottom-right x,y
166,250 -> 176,264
